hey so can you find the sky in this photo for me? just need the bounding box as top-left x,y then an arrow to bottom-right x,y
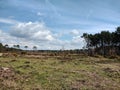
0,0 -> 120,50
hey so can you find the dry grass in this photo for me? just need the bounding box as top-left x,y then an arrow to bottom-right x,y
0,55 -> 119,90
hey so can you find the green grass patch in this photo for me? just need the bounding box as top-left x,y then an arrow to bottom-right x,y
0,56 -> 119,90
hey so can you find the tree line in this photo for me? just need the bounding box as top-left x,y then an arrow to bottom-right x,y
82,27 -> 120,56
0,43 -> 37,52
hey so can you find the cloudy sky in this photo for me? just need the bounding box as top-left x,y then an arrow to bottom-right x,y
0,0 -> 120,50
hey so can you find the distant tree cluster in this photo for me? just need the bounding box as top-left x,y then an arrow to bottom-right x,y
0,43 -> 38,52
82,27 -> 120,56
0,43 -> 21,52
13,45 -> 20,49
0,43 -> 4,52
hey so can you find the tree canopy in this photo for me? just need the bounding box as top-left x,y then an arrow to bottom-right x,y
82,27 -> 120,56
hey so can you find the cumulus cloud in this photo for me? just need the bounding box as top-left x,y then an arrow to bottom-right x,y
10,22 -> 55,41
71,35 -> 85,46
0,30 -> 18,46
6,21 -> 67,49
70,29 -> 80,36
0,29 -> 38,49
0,19 -> 85,50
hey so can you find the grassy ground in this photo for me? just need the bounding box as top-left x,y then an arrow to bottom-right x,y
0,56 -> 120,90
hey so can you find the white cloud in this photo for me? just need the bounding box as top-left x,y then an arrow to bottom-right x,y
70,29 -> 80,36
37,12 -> 45,16
0,20 -> 58,50
0,30 -> 19,47
0,18 -> 85,50
71,35 -> 84,45
0,28 -> 85,50
10,22 -> 55,41
62,35 -> 84,50
0,18 -> 19,24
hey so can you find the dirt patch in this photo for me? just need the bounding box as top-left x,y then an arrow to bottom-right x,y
0,53 -> 3,57
2,53 -> 19,57
0,67 -> 15,80
0,67 -> 19,89
71,71 -> 120,90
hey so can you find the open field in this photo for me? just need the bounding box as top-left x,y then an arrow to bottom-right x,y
0,55 -> 120,90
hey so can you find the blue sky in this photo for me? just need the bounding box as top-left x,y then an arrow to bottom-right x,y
0,0 -> 120,50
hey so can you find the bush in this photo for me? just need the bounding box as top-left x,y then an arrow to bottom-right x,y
21,51 -> 26,55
